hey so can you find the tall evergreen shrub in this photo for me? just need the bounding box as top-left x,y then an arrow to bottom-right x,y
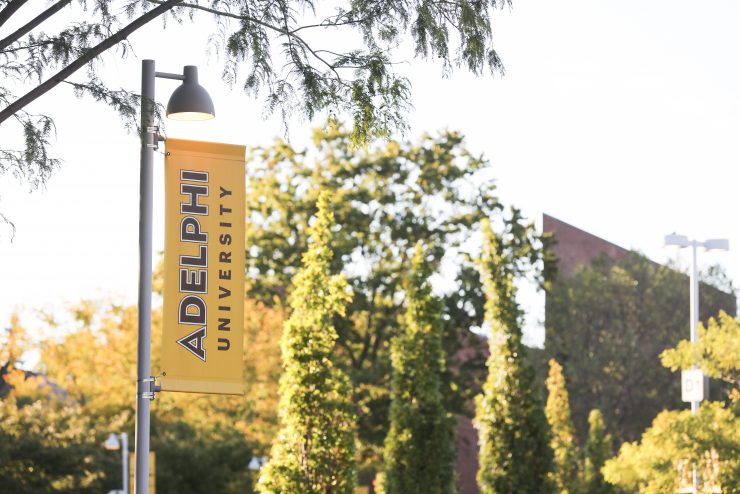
257,192 -> 357,494
383,244 -> 456,494
545,359 -> 580,494
475,219 -> 554,494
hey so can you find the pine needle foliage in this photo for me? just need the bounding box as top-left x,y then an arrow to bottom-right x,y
257,192 -> 357,494
545,359 -> 580,494
383,244 -> 456,494
1,0 -> 514,197
582,410 -> 615,494
475,219 -> 554,494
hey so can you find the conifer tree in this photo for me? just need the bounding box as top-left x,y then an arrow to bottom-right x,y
383,244 -> 456,494
475,219 -> 554,494
545,359 -> 580,494
257,192 -> 357,494
583,410 -> 615,494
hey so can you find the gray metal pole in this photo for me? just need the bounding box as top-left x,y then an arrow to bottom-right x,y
689,242 -> 699,493
122,433 -> 129,494
135,58 -> 155,494
689,243 -> 699,413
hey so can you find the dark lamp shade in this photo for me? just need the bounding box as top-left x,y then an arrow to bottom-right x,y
166,66 -> 215,121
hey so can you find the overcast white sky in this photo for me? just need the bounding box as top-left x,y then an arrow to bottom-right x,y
1,0 -> 739,346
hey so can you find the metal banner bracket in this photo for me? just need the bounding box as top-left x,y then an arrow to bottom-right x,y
145,126 -> 161,150
137,376 -> 161,401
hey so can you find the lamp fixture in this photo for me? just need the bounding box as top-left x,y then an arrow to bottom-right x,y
161,66 -> 215,121
104,432 -> 121,451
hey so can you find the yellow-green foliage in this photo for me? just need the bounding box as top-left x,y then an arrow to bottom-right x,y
545,359 -> 580,494
475,219 -> 554,494
257,192 -> 357,494
383,244 -> 456,494
604,312 -> 740,494
661,310 -> 740,401
603,403 -> 739,494
245,129 -> 554,467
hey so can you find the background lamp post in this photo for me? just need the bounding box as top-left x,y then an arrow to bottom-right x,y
248,456 -> 266,471
135,59 -> 214,494
248,456 -> 266,490
104,432 -> 128,494
663,232 -> 729,493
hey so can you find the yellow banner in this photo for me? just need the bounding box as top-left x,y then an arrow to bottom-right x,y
161,138 -> 245,395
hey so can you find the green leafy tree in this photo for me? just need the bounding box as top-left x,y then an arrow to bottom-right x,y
0,0 -> 512,218
245,128 -> 554,467
0,310 -> 119,493
603,313 -> 740,494
0,387 -> 115,494
544,252 -> 735,444
383,244 -> 456,494
257,192 -> 357,494
0,316 -> 109,492
545,359 -> 580,494
582,409 -> 615,494
474,219 -> 554,494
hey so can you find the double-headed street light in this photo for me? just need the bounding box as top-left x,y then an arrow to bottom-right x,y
664,233 -> 730,371
664,233 -> 729,494
104,432 -> 128,494
135,60 -> 214,494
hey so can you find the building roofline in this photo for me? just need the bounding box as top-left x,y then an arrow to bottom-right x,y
543,213 -> 631,255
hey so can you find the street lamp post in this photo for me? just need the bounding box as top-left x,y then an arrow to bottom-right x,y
663,233 -> 729,494
104,432 -> 129,494
135,59 -> 214,494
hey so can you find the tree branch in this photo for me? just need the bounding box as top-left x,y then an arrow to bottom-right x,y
357,284 -> 377,367
0,0 -> 182,126
0,0 -> 73,51
0,0 -> 28,30
147,0 -> 286,36
0,39 -> 54,56
289,15 -> 365,35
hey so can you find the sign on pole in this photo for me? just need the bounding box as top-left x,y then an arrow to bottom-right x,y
161,138 -> 246,395
681,369 -> 708,403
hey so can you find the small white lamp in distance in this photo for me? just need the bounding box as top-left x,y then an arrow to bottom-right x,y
104,432 -> 121,451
